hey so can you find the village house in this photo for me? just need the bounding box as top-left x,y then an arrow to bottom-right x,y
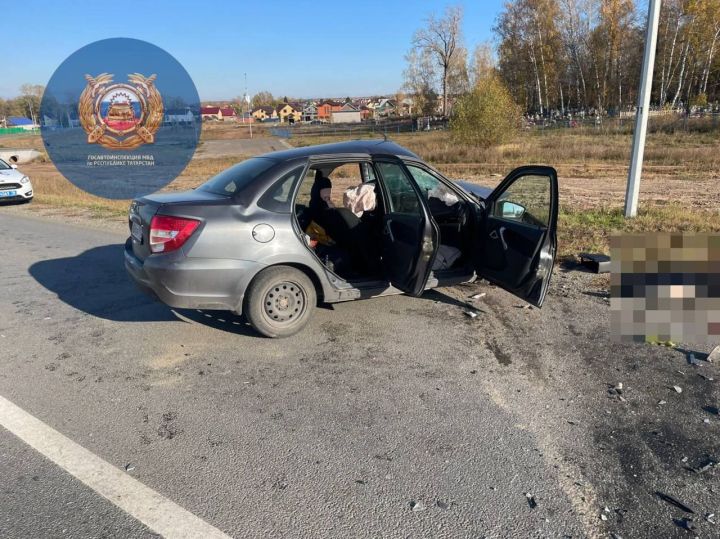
358,105 -> 371,121
302,103 -> 318,123
165,107 -> 196,125
200,106 -> 221,120
200,105 -> 237,121
275,102 -> 302,123
6,116 -> 38,130
330,102 -> 361,124
316,100 -> 343,122
219,106 -> 237,121
398,97 -> 414,117
252,106 -> 277,121
372,98 -> 396,119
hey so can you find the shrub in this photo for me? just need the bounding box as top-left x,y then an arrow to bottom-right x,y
450,76 -> 521,147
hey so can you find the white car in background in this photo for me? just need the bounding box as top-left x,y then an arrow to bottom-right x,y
0,158 -> 33,203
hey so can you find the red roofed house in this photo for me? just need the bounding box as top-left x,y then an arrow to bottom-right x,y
200,106 -> 237,121
201,106 -> 221,120
220,106 -> 237,121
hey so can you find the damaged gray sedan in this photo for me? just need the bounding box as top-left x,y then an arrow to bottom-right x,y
125,140 -> 558,337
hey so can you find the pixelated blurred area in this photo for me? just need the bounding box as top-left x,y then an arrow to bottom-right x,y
611,233 -> 720,344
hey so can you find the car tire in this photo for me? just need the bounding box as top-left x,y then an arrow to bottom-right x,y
243,265 -> 316,338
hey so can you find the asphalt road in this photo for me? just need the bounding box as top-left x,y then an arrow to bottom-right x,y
0,209 -> 718,538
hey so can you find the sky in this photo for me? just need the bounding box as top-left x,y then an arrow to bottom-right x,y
2,0 -> 504,101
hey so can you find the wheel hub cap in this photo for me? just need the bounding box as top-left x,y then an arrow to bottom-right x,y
264,282 -> 304,324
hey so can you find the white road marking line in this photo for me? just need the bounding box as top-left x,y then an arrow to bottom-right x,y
0,395 -> 232,539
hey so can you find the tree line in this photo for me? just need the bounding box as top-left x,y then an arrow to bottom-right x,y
0,84 -> 44,125
405,1 -> 720,116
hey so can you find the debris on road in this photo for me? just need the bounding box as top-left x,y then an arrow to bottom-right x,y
672,386 -> 683,394
124,463 -> 135,472
409,500 -> 426,512
578,252 -> 611,273
649,339 -> 677,348
706,513 -> 716,524
464,310 -> 478,319
436,500 -> 449,510
687,352 -> 701,366
708,345 -> 720,363
693,459 -> 717,474
469,293 -> 486,300
658,400 -> 667,405
655,491 -> 695,514
525,492 -> 537,509
673,517 -> 696,532
698,373 -> 715,381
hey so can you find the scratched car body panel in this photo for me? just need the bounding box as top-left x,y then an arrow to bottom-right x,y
125,140 -> 558,337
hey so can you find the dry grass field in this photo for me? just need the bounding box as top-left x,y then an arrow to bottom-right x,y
2,122 -> 718,258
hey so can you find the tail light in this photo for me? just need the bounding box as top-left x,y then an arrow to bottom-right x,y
149,215 -> 200,253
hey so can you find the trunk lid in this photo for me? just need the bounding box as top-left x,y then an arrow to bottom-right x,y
128,189 -> 229,260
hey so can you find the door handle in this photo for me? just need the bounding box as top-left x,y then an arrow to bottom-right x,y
489,226 -> 508,251
385,219 -> 395,242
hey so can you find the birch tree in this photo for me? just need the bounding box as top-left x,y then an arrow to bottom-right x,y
411,5 -> 464,116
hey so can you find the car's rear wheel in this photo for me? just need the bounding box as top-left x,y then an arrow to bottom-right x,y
244,266 -> 316,338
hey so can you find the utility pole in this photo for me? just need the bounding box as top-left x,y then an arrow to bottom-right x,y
244,72 -> 252,139
624,0 -> 662,218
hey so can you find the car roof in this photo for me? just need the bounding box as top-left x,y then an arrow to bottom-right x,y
260,139 -> 419,161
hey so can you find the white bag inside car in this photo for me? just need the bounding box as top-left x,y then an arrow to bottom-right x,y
343,183 -> 377,217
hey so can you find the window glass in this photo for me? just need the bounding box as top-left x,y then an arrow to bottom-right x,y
258,165 -> 305,212
0,159 -> 10,170
197,157 -> 275,195
493,174 -> 551,227
377,161 -> 421,214
406,165 -> 460,206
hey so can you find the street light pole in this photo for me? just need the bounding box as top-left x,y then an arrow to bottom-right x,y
624,0 -> 662,218
244,72 -> 253,139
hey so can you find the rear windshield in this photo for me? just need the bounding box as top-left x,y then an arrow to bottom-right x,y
197,157 -> 276,195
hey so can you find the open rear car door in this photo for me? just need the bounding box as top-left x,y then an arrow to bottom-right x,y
374,159 -> 439,296
475,166 -> 558,307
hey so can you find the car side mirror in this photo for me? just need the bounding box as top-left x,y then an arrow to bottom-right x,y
499,200 -> 525,220
10,164 -> 17,169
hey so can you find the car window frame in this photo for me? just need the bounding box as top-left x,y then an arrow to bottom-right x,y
490,174 -> 552,229
400,159 -> 482,210
290,156 -> 386,212
197,157 -> 278,197
257,161 -> 310,213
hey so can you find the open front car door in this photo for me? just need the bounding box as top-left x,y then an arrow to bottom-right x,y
375,159 -> 439,296
475,166 -> 558,307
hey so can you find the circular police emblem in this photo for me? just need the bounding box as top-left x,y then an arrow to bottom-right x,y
41,38 -> 201,199
79,73 -> 164,150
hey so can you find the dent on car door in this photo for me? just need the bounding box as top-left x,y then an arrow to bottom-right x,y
375,160 -> 439,296
476,166 -> 558,307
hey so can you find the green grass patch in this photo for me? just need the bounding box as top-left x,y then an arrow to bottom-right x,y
558,204 -> 720,258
